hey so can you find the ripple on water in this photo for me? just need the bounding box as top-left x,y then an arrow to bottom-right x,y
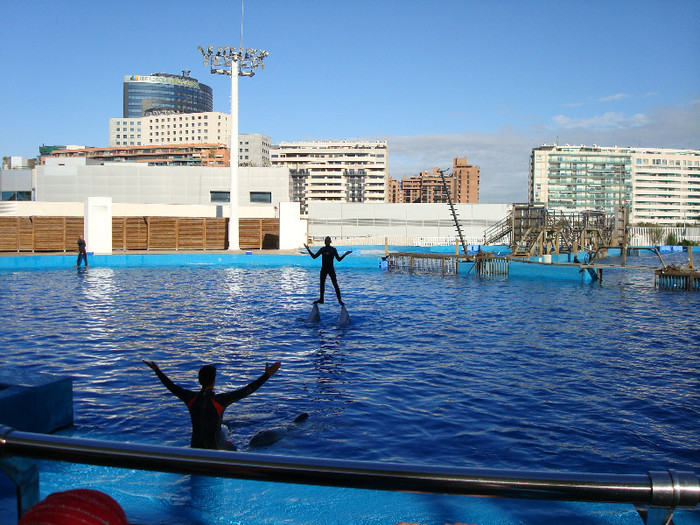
0,264 -> 698,479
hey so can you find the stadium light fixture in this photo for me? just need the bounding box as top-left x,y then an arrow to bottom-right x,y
197,44 -> 268,250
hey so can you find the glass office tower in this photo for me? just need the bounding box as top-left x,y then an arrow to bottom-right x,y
123,72 -> 213,118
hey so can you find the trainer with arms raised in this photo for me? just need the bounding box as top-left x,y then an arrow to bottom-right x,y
304,236 -> 352,306
144,360 -> 281,450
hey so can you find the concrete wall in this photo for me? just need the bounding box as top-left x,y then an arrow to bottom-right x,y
0,201 -> 254,218
308,202 -> 509,243
85,197 -> 113,254
36,158 -> 290,209
279,202 -> 307,249
0,168 -> 32,196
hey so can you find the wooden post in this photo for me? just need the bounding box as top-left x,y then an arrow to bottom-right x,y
385,237 -> 388,256
62,217 -> 67,253
455,238 -> 459,255
689,246 -> 694,270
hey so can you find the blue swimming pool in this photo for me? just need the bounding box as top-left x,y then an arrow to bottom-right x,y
0,252 -> 698,524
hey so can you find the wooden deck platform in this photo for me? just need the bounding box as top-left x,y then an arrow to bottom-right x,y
386,252 -> 509,276
654,266 -> 700,291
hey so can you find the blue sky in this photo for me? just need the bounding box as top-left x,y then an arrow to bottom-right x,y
1,0 -> 698,202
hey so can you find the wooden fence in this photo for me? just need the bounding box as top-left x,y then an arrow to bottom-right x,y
0,217 -> 280,252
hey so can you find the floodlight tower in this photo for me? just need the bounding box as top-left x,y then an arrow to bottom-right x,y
198,45 -> 268,250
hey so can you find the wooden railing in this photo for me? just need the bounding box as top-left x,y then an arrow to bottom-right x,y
0,217 -> 280,252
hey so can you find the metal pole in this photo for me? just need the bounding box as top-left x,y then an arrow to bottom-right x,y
1,426 -> 698,511
229,61 -> 240,250
198,45 -> 267,250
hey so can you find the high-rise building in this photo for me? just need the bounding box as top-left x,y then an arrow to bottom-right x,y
108,113 -> 272,167
123,72 -> 213,118
452,157 -> 480,203
388,157 -> 480,204
530,144 -> 700,225
272,140 -> 388,214
385,177 -> 404,203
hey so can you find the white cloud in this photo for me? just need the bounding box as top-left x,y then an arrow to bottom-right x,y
600,93 -> 630,102
551,111 -> 649,129
367,101 -> 699,205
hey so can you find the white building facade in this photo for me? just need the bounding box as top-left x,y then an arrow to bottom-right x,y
109,113 -> 272,166
272,140 -> 388,215
308,202 -> 509,245
35,157 -> 290,215
529,145 -> 700,225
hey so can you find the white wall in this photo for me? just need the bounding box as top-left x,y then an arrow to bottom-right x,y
0,200 -> 285,219
278,202 -> 307,249
36,159 -> 290,209
85,197 -> 112,254
308,202 -> 509,242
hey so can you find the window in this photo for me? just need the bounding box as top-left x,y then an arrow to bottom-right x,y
210,191 -> 230,203
250,192 -> 272,203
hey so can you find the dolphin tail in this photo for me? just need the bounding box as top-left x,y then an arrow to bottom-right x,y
307,303 -> 320,322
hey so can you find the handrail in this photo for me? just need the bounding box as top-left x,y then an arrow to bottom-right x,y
1,425 -> 698,513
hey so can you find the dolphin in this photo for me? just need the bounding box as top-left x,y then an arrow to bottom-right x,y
248,413 -> 309,448
307,303 -> 320,322
337,305 -> 350,327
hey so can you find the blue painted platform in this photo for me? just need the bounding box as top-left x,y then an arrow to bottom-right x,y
0,370 -> 73,433
0,252 -> 380,271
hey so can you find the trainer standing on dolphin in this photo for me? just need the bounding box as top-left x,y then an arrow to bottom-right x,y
143,360 -> 281,450
304,236 -> 352,306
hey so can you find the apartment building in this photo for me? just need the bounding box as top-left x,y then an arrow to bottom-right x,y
272,140 -> 388,214
386,177 -> 404,203
43,144 -> 230,167
529,144 -> 700,225
109,113 -> 271,167
389,157 -> 480,204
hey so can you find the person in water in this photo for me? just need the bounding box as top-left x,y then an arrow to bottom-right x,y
143,360 -> 281,450
76,234 -> 88,267
304,236 -> 352,306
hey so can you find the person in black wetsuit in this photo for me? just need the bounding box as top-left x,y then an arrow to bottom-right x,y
304,236 -> 352,306
143,360 -> 281,450
76,234 -> 88,267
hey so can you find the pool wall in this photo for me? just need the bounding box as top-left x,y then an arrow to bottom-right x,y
0,251 -> 590,282
0,252 -> 381,271
2,245 -> 692,285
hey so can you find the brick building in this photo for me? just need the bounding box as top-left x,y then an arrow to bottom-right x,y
389,157 -> 480,204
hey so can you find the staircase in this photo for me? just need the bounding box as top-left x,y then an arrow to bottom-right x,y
438,169 -> 469,255
483,213 -> 513,245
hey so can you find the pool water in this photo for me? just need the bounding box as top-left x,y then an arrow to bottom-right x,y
0,254 -> 698,524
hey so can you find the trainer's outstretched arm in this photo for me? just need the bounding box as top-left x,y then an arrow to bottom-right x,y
303,244 -> 320,258
143,360 -> 160,372
337,250 -> 353,261
265,361 -> 281,376
143,360 -> 186,399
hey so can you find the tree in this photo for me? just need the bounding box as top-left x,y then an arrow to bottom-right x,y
648,226 -> 663,246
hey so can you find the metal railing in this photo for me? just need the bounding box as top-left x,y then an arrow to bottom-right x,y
1,425 -> 698,524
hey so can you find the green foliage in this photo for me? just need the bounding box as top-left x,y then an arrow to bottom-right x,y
666,232 -> 678,246
648,227 -> 664,245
